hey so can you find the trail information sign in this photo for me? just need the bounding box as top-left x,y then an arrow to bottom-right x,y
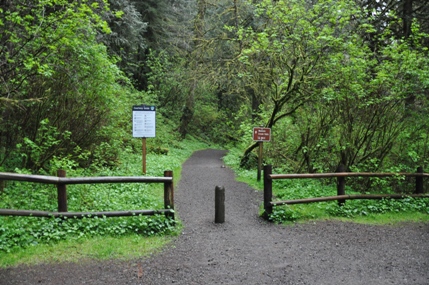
253,127 -> 271,142
132,105 -> 156,138
253,127 -> 271,181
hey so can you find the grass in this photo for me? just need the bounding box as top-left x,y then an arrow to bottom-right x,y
269,203 -> 429,225
0,136 -> 211,268
223,147 -> 429,225
0,235 -> 170,267
336,211 -> 429,224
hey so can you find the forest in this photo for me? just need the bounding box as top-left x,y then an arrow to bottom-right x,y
1,0 -> 428,175
0,0 -> 429,256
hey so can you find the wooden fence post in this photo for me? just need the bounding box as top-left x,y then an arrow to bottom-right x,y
215,186 -> 225,223
164,170 -> 174,219
336,164 -> 346,206
263,164 -> 273,220
415,166 -> 424,194
57,169 -> 68,212
257,141 -> 263,181
0,179 -> 4,194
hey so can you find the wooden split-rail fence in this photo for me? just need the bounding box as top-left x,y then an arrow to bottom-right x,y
263,164 -> 429,219
0,170 -> 174,219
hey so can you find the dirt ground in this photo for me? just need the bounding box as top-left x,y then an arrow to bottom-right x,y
1,149 -> 428,285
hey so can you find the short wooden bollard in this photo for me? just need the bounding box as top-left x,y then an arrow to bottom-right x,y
215,186 -> 225,223
336,164 -> 346,206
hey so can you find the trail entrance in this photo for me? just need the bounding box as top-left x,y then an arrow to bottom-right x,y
1,149 -> 428,285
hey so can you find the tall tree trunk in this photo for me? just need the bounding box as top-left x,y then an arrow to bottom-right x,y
403,0 -> 416,114
178,0 -> 206,138
402,0 -> 413,39
178,82 -> 196,138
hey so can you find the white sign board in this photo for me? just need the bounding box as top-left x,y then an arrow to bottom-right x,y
132,105 -> 156,138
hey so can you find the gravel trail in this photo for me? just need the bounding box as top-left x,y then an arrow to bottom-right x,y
1,149 -> 428,284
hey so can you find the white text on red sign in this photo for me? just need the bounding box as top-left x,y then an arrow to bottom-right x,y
253,127 -> 271,142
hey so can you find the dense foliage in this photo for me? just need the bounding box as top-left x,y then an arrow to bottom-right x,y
137,0 -> 429,181
0,0 -> 131,172
1,0 -> 428,176
0,0 -> 428,249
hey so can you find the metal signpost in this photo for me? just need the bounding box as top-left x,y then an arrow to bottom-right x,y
253,127 -> 271,181
133,105 -> 156,174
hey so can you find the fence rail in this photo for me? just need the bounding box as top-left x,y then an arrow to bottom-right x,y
0,170 -> 174,219
0,172 -> 173,184
263,164 -> 428,219
270,172 -> 429,179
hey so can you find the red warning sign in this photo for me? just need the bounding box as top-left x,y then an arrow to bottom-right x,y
253,127 -> 271,142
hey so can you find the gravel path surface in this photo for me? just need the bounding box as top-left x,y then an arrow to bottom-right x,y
1,149 -> 428,284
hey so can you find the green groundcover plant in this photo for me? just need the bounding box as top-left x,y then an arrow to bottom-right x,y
223,148 -> 429,224
0,138 -> 209,253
